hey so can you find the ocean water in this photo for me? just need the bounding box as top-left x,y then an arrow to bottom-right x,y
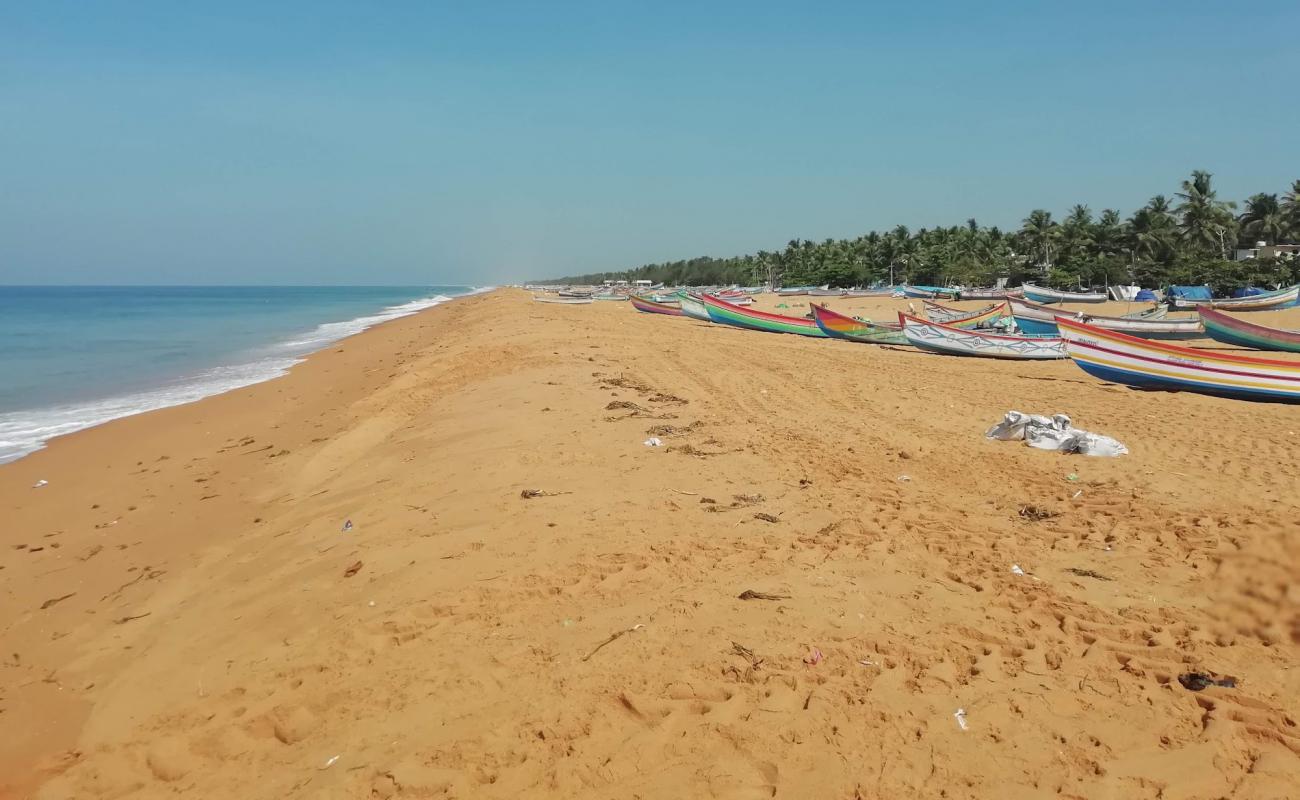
0,285 -> 483,464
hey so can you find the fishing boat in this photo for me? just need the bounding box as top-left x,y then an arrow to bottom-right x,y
700,294 -> 827,337
1199,308 -> 1300,353
558,289 -> 595,298
1057,317 -> 1300,403
808,287 -> 846,297
677,293 -> 713,322
810,304 -> 909,345
776,286 -> 815,296
1008,297 -> 1200,339
844,287 -> 896,297
1108,285 -> 1142,301
630,295 -> 685,316
1168,284 -> 1299,311
901,285 -> 960,300
959,287 -> 1024,300
592,293 -> 628,301
533,296 -> 593,305
920,301 -> 1008,328
899,313 -> 1066,359
1021,284 -> 1107,304
716,293 -> 755,305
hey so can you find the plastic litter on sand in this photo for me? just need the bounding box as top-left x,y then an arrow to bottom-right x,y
986,411 -> 1127,457
954,708 -> 969,731
643,437 -> 663,447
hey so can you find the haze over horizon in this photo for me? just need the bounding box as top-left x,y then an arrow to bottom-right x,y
2,1 -> 1297,286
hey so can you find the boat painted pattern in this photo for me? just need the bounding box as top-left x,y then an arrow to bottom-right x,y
1057,316 -> 1300,403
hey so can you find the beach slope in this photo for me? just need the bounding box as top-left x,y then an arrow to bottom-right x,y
3,289 -> 1297,799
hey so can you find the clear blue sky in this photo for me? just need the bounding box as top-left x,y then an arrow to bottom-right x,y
2,1 -> 1297,285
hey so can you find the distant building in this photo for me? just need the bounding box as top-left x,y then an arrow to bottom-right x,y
633,279 -> 653,287
1235,242 -> 1300,261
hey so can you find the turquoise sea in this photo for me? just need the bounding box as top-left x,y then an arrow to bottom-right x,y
0,285 -> 482,464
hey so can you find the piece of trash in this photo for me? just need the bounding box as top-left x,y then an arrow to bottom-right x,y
1011,564 -> 1026,576
321,755 -> 340,769
738,589 -> 789,601
1072,490 -> 1083,499
643,437 -> 663,447
520,488 -> 571,499
341,519 -> 353,532
1064,567 -> 1113,581
32,479 -> 48,488
986,411 -> 1127,457
1066,473 -> 1079,482
562,618 -> 574,627
581,623 -> 644,662
803,647 -> 824,666
1018,505 -> 1057,521
367,600 -> 376,607
1178,672 -> 1236,691
897,475 -> 911,482
343,561 -> 363,578
858,659 -> 876,667
954,708 -> 969,731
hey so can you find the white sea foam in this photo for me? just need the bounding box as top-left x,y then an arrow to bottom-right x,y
0,288 -> 490,465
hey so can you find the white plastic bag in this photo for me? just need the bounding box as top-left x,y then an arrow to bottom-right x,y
986,411 -> 1127,457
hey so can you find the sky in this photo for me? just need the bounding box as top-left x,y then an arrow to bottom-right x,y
2,1 -> 1297,285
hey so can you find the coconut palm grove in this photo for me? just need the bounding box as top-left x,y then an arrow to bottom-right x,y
541,172 -> 1300,293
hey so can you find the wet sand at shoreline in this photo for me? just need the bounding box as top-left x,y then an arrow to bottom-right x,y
3,288 -> 1298,798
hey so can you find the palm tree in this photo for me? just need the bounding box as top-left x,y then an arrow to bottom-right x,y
1280,180 -> 1300,242
1176,170 -> 1237,258
1019,209 -> 1059,271
1060,204 -> 1095,265
1094,209 -> 1124,257
1127,196 -> 1178,264
1238,193 -> 1286,246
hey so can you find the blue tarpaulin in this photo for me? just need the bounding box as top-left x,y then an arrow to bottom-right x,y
1168,285 -> 1212,300
1135,289 -> 1158,301
1232,286 -> 1266,298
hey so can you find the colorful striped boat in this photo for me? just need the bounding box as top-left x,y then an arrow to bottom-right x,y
677,293 -> 713,322
810,304 -> 909,345
900,313 -> 1067,359
1057,317 -> 1300,403
630,295 -> 685,316
1199,308 -> 1300,353
701,294 -> 827,337
1021,284 -> 1107,304
1169,284 -> 1300,311
1008,297 -> 1201,339
920,301 -> 1008,328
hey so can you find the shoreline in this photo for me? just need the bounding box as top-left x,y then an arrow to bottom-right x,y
3,289 -> 1297,798
0,287 -> 486,466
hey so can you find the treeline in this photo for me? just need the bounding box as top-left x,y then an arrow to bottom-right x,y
537,172 -> 1300,294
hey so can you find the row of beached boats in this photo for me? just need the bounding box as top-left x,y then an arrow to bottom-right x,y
774,282 -> 1300,312
617,289 -> 1300,404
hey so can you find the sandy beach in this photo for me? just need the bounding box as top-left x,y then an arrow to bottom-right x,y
3,288 -> 1298,799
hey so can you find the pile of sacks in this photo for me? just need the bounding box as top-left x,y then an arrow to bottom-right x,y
985,411 -> 1128,457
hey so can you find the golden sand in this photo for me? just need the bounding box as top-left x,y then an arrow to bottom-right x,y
3,289 -> 1298,798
